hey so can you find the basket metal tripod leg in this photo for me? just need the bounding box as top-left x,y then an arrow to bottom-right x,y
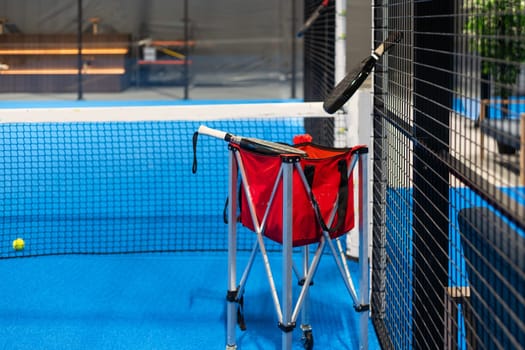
224,147 -> 370,350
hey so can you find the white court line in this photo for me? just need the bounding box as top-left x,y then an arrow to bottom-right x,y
0,102 -> 332,123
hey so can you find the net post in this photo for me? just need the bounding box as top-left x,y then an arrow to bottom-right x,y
334,0 -> 348,148
183,0 -> 190,100
357,150 -> 370,350
226,148 -> 238,350
76,0 -> 83,101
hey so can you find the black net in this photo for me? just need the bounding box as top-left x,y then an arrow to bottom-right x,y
0,113 -> 309,259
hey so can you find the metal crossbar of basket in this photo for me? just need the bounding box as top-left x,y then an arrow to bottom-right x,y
193,126 -> 370,350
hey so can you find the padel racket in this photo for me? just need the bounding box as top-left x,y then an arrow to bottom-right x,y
197,125 -> 307,156
297,0 -> 330,37
323,31 -> 403,114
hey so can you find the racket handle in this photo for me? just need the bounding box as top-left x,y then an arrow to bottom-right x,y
382,31 -> 403,53
297,1 -> 330,37
198,125 -> 229,141
194,125 -> 230,173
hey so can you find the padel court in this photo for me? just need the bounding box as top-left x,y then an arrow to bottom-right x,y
2,100 -> 519,349
0,101 -> 380,350
2,0 -> 525,348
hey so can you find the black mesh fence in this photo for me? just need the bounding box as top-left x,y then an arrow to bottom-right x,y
302,0 -> 335,146
372,0 -> 524,349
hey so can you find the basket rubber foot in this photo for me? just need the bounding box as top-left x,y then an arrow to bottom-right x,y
302,329 -> 314,350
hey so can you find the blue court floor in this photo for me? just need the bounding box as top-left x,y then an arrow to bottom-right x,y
0,98 -> 379,349
0,252 -> 379,350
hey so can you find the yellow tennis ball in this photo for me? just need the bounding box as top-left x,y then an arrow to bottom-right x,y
12,238 -> 25,251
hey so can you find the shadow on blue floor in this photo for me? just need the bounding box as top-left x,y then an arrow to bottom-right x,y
0,252 -> 379,350
384,186 -> 524,349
